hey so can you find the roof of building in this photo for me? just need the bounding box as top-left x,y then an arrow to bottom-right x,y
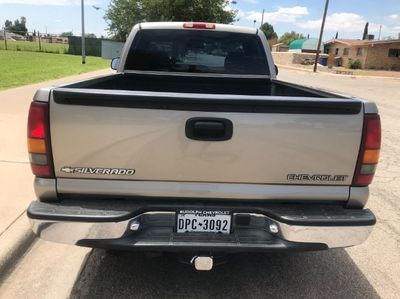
289,39 -> 306,49
324,38 -> 400,47
289,38 -> 323,51
272,43 -> 289,47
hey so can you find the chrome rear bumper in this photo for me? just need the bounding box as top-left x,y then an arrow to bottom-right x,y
28,200 -> 375,251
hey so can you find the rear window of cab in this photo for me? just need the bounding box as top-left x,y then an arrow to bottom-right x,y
125,29 -> 269,75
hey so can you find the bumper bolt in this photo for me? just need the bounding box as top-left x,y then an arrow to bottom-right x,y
269,223 -> 279,234
130,220 -> 140,231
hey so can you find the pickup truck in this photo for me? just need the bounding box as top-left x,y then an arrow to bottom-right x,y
27,22 -> 380,271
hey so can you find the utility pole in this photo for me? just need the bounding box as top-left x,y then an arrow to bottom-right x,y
260,9 -> 265,27
314,0 -> 329,73
81,0 -> 86,64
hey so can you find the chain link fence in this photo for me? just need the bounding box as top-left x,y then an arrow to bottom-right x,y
0,29 -> 121,58
0,29 -> 69,54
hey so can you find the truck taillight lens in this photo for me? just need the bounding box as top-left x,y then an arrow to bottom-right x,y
27,101 -> 54,178
353,114 -> 381,186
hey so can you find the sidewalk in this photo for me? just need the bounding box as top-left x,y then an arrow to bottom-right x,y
0,68 -> 113,235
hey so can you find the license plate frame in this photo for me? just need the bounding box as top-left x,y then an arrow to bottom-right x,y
176,210 -> 232,234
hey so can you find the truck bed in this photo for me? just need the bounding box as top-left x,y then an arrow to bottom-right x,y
65,73 -> 345,98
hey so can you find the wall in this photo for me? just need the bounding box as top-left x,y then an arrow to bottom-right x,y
272,44 -> 288,52
364,42 -> 400,70
326,41 -> 400,70
325,42 -> 367,68
68,36 -> 102,57
272,52 -> 327,65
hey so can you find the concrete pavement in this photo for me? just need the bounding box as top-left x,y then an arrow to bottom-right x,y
0,240 -> 90,299
72,250 -> 380,299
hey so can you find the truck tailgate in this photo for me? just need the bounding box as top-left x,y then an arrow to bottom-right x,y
50,89 -> 363,186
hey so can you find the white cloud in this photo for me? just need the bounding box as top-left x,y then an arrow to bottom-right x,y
246,6 -> 309,24
297,12 -> 400,38
389,14 -> 399,20
0,0 -> 98,5
244,0 -> 259,4
297,13 -> 366,32
278,7 -> 309,15
236,9 -> 245,19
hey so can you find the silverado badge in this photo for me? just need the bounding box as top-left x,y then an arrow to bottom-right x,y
60,166 -> 135,175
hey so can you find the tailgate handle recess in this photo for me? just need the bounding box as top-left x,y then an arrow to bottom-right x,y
185,117 -> 233,141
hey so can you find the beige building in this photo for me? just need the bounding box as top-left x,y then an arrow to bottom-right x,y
324,39 -> 400,70
272,43 -> 289,52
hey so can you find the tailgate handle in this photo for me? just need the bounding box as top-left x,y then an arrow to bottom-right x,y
185,118 -> 233,141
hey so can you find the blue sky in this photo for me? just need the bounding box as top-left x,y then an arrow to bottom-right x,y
0,0 -> 399,40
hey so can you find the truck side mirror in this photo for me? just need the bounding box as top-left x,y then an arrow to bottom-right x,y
111,57 -> 120,70
275,64 -> 279,76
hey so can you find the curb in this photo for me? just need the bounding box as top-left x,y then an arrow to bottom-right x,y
0,212 -> 36,283
276,64 -> 400,80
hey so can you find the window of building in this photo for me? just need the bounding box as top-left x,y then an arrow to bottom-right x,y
356,48 -> 363,56
388,48 -> 400,57
343,48 -> 350,56
335,48 -> 339,55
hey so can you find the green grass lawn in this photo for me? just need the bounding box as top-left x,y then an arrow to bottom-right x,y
0,50 -> 110,90
0,40 -> 68,54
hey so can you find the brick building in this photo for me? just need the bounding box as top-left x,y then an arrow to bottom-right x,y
324,39 -> 400,70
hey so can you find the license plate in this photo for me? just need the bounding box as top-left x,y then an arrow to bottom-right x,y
176,210 -> 231,234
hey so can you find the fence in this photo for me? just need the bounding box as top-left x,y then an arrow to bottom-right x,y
0,30 -> 69,54
67,36 -> 101,57
1,29 -> 123,58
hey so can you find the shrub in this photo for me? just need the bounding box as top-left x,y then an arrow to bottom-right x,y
348,59 -> 362,69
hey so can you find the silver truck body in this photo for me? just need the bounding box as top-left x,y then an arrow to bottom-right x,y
27,23 -> 378,259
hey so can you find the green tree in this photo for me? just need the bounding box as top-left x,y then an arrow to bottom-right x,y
60,31 -> 73,37
105,0 -> 237,41
362,22 -> 369,40
4,20 -> 12,29
85,33 -> 97,38
278,31 -> 305,45
260,22 -> 277,40
5,17 -> 28,35
348,59 -> 362,69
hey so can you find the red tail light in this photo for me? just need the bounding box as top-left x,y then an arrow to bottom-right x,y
353,114 -> 381,186
183,22 -> 216,29
27,101 -> 54,178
